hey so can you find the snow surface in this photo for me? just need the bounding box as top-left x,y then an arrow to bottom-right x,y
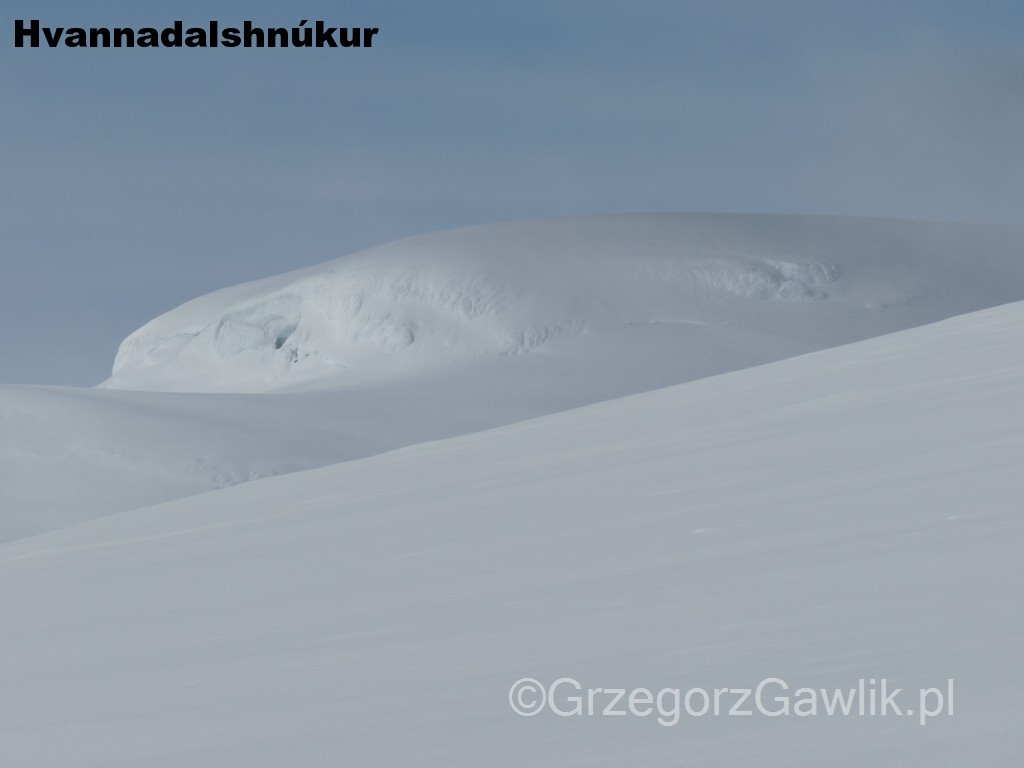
1,299 -> 1022,766
4,214 -> 1022,541
104,214 -> 1024,393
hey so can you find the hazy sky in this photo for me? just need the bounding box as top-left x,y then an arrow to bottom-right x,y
3,0 -> 1023,385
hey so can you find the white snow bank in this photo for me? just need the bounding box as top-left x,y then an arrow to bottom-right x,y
3,300 -> 1022,766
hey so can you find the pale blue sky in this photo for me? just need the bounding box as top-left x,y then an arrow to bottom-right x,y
3,0 -> 1023,385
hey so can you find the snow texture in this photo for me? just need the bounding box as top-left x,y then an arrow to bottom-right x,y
1,299 -> 1022,766
104,214 -> 1024,393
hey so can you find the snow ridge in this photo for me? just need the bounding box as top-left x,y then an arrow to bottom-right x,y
105,214 -> 1024,393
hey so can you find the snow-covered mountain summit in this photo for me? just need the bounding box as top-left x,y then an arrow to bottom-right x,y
6,214 -> 1022,542
103,214 -> 1024,392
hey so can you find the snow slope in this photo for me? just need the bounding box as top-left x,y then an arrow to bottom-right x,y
3,214 -> 1022,541
0,349 -> 691,543
1,300 -> 1021,767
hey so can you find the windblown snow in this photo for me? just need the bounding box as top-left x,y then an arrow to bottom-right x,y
2,299 -> 1022,767
3,214 -> 1023,542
